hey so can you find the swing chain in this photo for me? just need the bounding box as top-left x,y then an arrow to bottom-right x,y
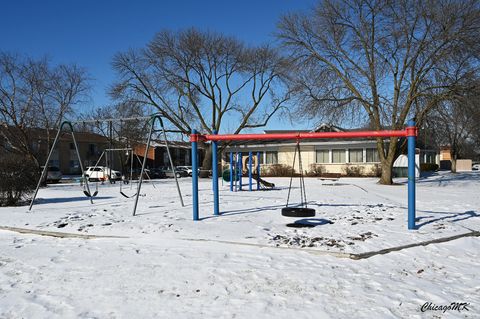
285,140 -> 308,208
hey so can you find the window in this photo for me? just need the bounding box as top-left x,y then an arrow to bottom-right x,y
31,141 -> 40,152
89,144 -> 97,155
316,150 -> 329,163
366,148 -> 380,162
266,151 -> 278,164
163,151 -> 169,164
49,160 -> 60,168
332,149 -> 346,163
69,160 -> 79,168
349,149 -> 363,163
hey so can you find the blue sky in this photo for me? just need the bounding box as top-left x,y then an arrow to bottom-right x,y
1,0 -> 317,130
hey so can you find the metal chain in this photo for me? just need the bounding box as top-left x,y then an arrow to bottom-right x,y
297,142 -> 308,208
285,143 -> 298,207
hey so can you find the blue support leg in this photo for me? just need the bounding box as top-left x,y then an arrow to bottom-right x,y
257,151 -> 261,190
407,120 -> 416,230
238,152 -> 243,191
229,152 -> 233,192
248,151 -> 253,191
233,153 -> 237,192
192,130 -> 199,221
212,131 -> 219,216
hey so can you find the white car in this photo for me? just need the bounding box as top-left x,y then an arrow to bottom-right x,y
473,163 -> 480,171
84,166 -> 122,182
176,166 -> 193,176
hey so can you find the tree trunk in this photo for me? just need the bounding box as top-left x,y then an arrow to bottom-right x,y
378,137 -> 398,185
451,154 -> 457,173
200,143 -> 212,178
379,158 -> 394,184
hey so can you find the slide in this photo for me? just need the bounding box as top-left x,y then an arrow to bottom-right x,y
253,175 -> 275,189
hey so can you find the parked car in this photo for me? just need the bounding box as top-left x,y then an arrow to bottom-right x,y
130,168 -> 153,180
473,163 -> 480,171
162,167 -> 189,178
150,168 -> 167,179
40,166 -> 62,183
84,166 -> 122,182
176,166 -> 193,176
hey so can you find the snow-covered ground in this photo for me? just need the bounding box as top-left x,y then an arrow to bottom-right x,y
0,172 -> 479,318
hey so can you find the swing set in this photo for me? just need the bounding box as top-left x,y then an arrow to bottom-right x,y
84,147 -> 155,198
29,114 -> 184,216
190,120 -> 418,230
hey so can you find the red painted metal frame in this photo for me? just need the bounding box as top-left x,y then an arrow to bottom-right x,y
190,127 -> 417,142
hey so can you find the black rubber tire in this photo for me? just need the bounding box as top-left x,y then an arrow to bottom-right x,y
286,223 -> 315,228
281,207 -> 316,218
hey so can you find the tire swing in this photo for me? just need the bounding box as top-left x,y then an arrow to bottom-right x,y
281,140 -> 315,218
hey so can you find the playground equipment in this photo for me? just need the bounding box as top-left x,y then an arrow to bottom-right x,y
190,120 -> 418,230
29,114 -> 184,216
282,140 -> 315,218
225,152 -> 275,191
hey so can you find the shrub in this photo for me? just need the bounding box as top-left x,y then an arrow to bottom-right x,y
368,164 -> 382,177
420,163 -> 439,172
307,164 -> 325,177
0,155 -> 39,206
262,164 -> 294,177
343,165 -> 365,177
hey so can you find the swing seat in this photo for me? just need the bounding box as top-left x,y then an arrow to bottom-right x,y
120,192 -> 146,198
83,190 -> 98,198
281,207 -> 315,217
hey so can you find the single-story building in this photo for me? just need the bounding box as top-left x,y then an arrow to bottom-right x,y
222,124 -> 437,177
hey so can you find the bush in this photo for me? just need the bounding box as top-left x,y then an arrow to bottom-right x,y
343,165 -> 365,177
307,164 -> 325,177
262,164 -> 294,177
420,163 -> 439,172
0,155 -> 39,206
368,164 -> 382,177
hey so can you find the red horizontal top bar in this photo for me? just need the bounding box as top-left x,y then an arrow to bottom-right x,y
191,128 -> 415,142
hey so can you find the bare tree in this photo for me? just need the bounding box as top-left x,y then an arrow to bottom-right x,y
278,0 -> 480,184
426,89 -> 480,172
0,52 -> 89,165
111,28 -> 290,171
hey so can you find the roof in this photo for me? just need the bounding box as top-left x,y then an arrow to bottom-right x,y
263,123 -> 344,135
224,124 -> 386,147
0,124 -> 110,144
149,140 -> 192,149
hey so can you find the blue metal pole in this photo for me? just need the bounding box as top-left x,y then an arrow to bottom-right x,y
229,152 -> 233,192
248,151 -> 253,191
407,120 -> 416,230
257,151 -> 261,190
191,129 -> 199,221
234,152 -> 238,192
238,152 -> 243,191
212,130 -> 219,216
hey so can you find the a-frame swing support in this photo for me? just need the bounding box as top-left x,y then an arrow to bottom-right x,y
29,115 -> 185,217
190,120 -> 418,230
29,121 -> 94,210
132,115 -> 184,216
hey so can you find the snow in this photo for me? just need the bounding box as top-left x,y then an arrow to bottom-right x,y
0,171 -> 479,318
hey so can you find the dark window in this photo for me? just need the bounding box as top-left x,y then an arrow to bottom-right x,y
349,149 -> 363,163
89,144 -> 96,154
366,148 -> 380,162
266,151 -> 278,164
316,150 -> 329,163
332,149 -> 346,163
